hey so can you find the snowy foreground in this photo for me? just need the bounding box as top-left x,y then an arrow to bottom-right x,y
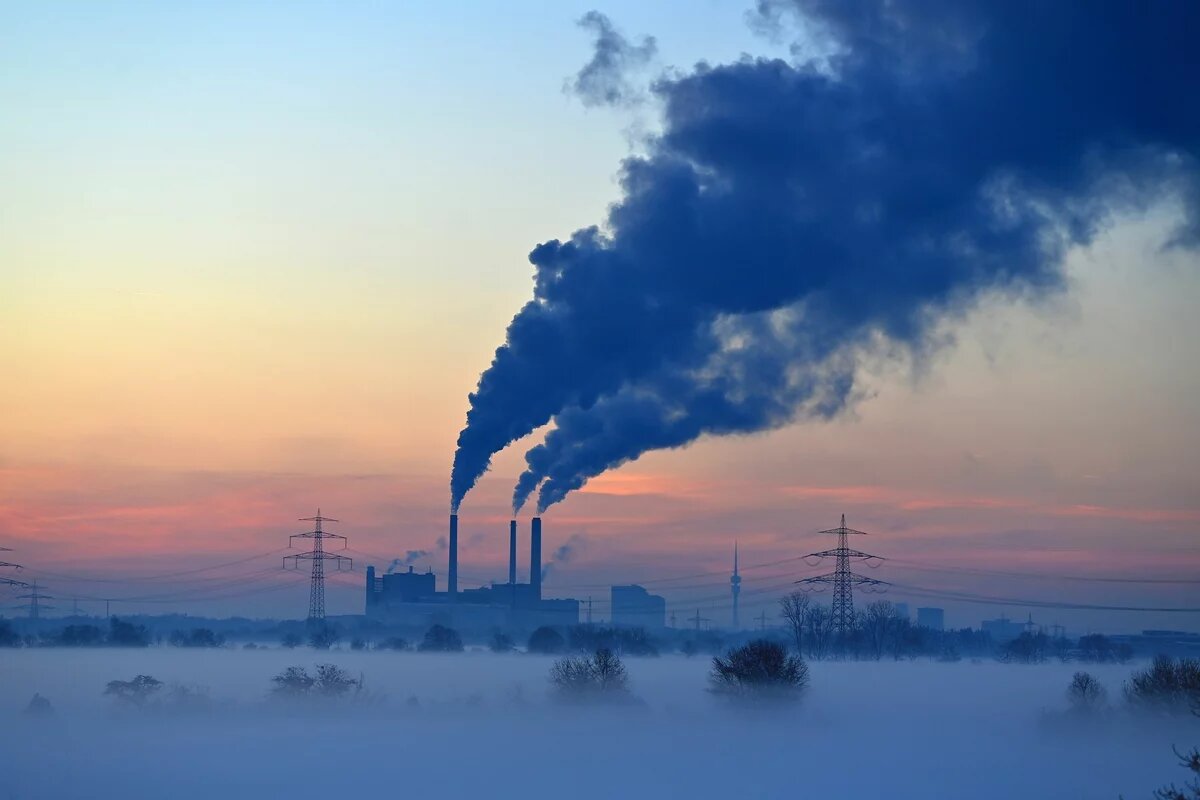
0,649 -> 1191,799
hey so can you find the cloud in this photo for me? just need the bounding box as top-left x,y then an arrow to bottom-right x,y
566,11 -> 657,108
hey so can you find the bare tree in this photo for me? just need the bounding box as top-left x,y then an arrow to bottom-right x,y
804,603 -> 835,661
862,600 -> 899,661
549,648 -> 630,702
1066,671 -> 1107,716
779,592 -> 810,657
709,640 -> 809,705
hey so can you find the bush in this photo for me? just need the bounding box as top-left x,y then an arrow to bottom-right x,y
105,675 -> 163,707
271,664 -> 361,699
1066,671 -> 1107,715
169,628 -> 224,648
709,639 -> 809,705
528,626 -> 565,654
107,617 -> 151,647
309,626 -> 340,650
419,624 -> 463,652
549,649 -> 631,703
1126,655 -> 1200,715
490,632 -> 514,653
379,636 -> 409,651
57,624 -> 105,647
0,619 -> 19,648
281,632 -> 303,649
350,638 -> 367,651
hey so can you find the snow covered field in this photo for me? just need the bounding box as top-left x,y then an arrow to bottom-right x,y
0,649 -> 1190,799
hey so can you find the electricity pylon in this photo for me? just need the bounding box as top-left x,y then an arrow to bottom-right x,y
0,547 -> 28,589
795,515 -> 888,643
15,581 -> 54,619
283,510 -> 352,627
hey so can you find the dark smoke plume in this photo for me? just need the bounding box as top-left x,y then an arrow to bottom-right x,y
451,0 -> 1200,514
567,11 -> 657,108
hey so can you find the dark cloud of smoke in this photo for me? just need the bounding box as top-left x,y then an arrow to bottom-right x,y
566,11 -> 657,108
451,0 -> 1200,514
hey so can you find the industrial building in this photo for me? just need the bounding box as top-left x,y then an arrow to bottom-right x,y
611,584 -> 666,629
365,515 -> 579,630
916,606 -> 944,631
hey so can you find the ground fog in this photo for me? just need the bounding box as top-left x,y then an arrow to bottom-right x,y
0,649 -> 1190,799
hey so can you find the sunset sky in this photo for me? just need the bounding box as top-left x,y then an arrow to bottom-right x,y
3,1 -> 1198,631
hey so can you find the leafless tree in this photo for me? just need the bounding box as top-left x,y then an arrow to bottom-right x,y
804,603 -> 835,661
862,600 -> 900,661
779,592 -> 810,656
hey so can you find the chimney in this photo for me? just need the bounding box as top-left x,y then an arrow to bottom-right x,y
530,516 -> 542,600
508,520 -> 517,585
365,565 -> 376,610
448,513 -> 458,600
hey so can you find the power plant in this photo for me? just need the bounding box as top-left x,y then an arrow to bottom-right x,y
365,515 -> 579,630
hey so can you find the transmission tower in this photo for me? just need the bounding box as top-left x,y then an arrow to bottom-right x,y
0,547 -> 28,589
689,609 -> 711,632
283,510 -> 352,627
795,515 -> 888,643
14,581 -> 54,620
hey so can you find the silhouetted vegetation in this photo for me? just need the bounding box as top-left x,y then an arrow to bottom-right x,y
999,632 -> 1050,664
56,624 -> 105,647
1066,671 -> 1107,716
169,627 -> 224,648
24,693 -> 53,717
281,632 -> 303,648
107,617 -> 151,647
419,624 -> 463,652
271,664 -> 361,699
568,625 -> 658,656
1125,655 -> 1200,716
105,674 -> 163,706
549,648 -> 632,703
1077,633 -> 1134,664
0,619 -> 18,647
379,636 -> 410,651
308,626 -> 340,650
528,626 -> 565,654
709,640 -> 809,705
489,632 -> 514,653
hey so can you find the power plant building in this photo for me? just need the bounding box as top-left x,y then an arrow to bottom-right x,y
611,584 -> 666,629
365,516 -> 579,630
916,606 -> 944,631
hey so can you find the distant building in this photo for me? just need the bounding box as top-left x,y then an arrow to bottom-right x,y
611,584 -> 666,629
916,607 -> 945,631
893,602 -> 910,622
981,616 -> 1025,642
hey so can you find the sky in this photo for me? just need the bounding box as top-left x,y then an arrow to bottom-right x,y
1,1 -> 1198,631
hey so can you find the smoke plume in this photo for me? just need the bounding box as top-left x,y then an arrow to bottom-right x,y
567,12 -> 657,108
387,550 -> 431,573
451,0 -> 1200,514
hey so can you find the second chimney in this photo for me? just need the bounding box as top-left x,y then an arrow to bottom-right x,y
530,516 -> 542,600
448,513 -> 458,600
508,519 -> 517,585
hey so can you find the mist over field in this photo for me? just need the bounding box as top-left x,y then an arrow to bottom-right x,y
1,649 -> 1191,799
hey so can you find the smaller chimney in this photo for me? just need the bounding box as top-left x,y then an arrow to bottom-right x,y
508,520 -> 517,585
531,516 -> 542,601
448,513 -> 458,600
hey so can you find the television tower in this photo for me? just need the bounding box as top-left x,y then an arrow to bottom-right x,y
283,510 -> 352,627
730,542 -> 741,630
795,515 -> 888,642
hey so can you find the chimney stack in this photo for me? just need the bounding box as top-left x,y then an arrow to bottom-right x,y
508,520 -> 517,585
448,513 -> 458,600
530,516 -> 542,600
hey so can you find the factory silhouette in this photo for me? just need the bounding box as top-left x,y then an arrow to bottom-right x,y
363,514 -> 669,632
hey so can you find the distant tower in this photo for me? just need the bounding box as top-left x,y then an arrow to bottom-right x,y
796,514 -> 888,646
283,510 -> 352,627
15,581 -> 54,620
730,542 -> 741,630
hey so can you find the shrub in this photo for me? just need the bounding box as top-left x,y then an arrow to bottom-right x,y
490,632 -> 514,653
105,675 -> 163,707
281,632 -> 303,649
709,639 -> 809,705
169,628 -> 224,648
350,638 -> 367,651
1126,655 -> 1200,715
549,649 -> 631,703
528,626 -> 565,654
107,617 -> 151,647
0,619 -> 19,648
57,624 -> 105,647
419,624 -> 463,652
308,626 -> 340,650
379,636 -> 409,651
1066,671 -> 1107,715
271,666 -> 316,697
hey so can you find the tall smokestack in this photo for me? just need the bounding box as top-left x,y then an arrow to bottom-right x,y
448,513 -> 458,600
530,516 -> 542,600
508,520 -> 517,585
